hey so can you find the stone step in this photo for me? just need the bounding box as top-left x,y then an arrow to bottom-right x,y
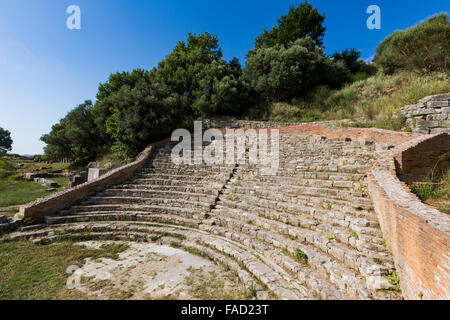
147,161 -> 235,170
13,221 -> 309,299
129,177 -> 223,188
232,175 -> 364,191
134,172 -> 230,181
110,184 -> 220,196
212,201 -> 385,249
211,205 -> 391,268
199,222 -> 374,299
197,224 -> 344,299
201,217 -> 394,299
45,212 -> 202,228
63,204 -> 209,219
99,188 -> 217,202
81,197 -> 213,211
223,185 -> 377,224
219,193 -> 379,232
226,182 -> 369,202
141,165 -> 234,174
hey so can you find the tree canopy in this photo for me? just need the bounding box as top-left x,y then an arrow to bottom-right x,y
41,101 -> 103,163
254,1 -> 326,49
0,127 -> 13,154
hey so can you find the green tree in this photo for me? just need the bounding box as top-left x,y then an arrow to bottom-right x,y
192,59 -> 251,116
92,68 -> 152,145
154,32 -> 247,117
105,80 -> 189,157
244,38 -> 341,101
173,31 -> 223,59
332,48 -> 377,81
374,14 -> 450,74
0,127 -> 13,154
41,101 -> 103,163
254,1 -> 326,49
96,68 -> 149,102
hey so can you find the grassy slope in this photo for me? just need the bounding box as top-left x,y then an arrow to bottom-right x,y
0,241 -> 131,300
0,157 -> 70,213
262,71 -> 450,130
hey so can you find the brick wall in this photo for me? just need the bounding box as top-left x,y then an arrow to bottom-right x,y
368,133 -> 450,300
19,138 -> 170,219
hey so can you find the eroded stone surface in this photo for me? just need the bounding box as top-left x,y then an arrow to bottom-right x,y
71,241 -> 246,300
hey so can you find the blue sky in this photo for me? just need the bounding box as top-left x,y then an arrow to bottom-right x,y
0,0 -> 448,154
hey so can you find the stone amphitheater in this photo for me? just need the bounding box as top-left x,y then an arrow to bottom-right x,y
2,98 -> 450,300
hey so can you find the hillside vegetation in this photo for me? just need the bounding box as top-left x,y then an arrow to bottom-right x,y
258,71 -> 449,129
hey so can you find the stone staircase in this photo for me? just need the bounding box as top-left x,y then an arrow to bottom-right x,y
4,134 -> 402,300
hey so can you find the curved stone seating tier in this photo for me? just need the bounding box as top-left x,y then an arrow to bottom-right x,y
5,133 -> 407,300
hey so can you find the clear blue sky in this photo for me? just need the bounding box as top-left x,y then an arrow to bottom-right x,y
0,0 -> 448,154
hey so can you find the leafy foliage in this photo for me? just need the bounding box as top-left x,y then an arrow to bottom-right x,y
154,32 -> 248,117
41,101 -> 104,163
104,80 -> 189,157
254,1 -> 326,49
0,127 -> 13,154
332,48 -> 377,79
244,38 -> 350,101
374,14 -> 450,74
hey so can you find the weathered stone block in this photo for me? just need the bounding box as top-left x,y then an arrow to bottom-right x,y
430,128 -> 450,134
427,101 -> 449,108
88,168 -> 109,182
413,108 -> 437,116
427,114 -> 447,121
415,119 -> 438,129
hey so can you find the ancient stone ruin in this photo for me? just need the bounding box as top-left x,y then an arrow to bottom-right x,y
401,93 -> 450,134
2,94 -> 449,300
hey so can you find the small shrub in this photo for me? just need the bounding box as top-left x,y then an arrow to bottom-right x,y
295,248 -> 308,263
386,271 -> 401,292
246,282 -> 257,299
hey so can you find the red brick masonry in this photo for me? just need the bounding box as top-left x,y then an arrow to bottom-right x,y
368,133 -> 450,300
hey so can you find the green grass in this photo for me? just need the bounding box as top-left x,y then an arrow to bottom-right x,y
409,170 -> 450,214
97,243 -> 130,260
0,240 -> 123,300
385,271 -> 401,292
0,177 -> 54,207
0,156 -> 70,208
252,71 -> 450,131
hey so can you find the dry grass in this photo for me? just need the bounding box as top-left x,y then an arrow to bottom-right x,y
410,170 -> 450,215
262,71 -> 450,130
